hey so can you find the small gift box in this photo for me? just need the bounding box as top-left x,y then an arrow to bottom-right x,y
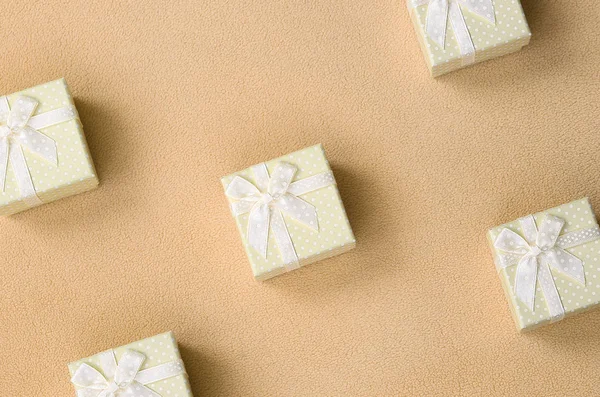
0,78 -> 98,216
68,331 -> 193,397
221,144 -> 356,280
407,0 -> 531,76
488,198 -> 600,331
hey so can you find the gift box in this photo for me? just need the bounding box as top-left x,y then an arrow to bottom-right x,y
221,144 -> 356,281
68,331 -> 193,397
407,0 -> 531,77
0,78 -> 98,216
488,198 -> 600,331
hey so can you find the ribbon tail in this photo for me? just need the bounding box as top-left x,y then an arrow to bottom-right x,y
426,0 -> 448,48
15,126 -> 58,165
247,202 -> 270,258
0,138 -> 8,191
514,255 -> 538,311
448,2 -> 475,65
274,194 -> 319,231
546,248 -> 585,285
458,0 -> 495,23
270,209 -> 299,270
8,142 -> 42,207
537,259 -> 565,321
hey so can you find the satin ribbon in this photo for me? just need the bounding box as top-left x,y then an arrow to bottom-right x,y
0,95 -> 77,207
71,349 -> 186,397
408,0 -> 495,65
225,161 -> 336,270
494,214 -> 600,320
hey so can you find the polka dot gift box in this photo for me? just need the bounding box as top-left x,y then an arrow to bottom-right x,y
488,198 -> 600,331
407,0 -> 531,77
68,331 -> 193,397
221,144 -> 356,281
0,78 -> 98,216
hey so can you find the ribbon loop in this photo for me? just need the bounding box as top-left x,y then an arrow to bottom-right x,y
71,363 -> 110,390
493,228 -> 531,254
225,176 -> 261,200
114,350 -> 145,387
536,214 -> 564,250
226,161 -> 336,269
268,162 -> 297,198
518,215 -> 538,245
7,96 -> 37,129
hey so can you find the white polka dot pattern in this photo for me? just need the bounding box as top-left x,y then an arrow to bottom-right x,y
221,144 -> 356,281
0,78 -> 98,216
558,227 -> 600,249
488,198 -> 600,330
408,0 -> 531,76
114,350 -> 145,384
67,331 -> 193,397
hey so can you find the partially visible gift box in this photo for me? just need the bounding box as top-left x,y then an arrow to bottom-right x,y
407,0 -> 531,77
488,198 -> 600,331
0,78 -> 98,216
221,144 -> 356,281
68,331 -> 193,397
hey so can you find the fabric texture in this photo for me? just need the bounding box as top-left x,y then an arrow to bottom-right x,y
0,0 -> 599,396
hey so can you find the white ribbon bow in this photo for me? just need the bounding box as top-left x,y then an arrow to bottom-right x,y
226,161 -> 336,269
409,0 -> 495,65
71,349 -> 186,397
0,95 -> 77,207
494,214 -> 600,320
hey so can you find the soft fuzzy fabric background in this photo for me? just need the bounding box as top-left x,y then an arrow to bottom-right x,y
1,1 -> 599,396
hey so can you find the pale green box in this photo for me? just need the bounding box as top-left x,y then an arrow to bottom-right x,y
0,78 -> 98,216
68,331 -> 193,397
408,0 -> 531,77
488,198 -> 600,331
221,144 -> 356,281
